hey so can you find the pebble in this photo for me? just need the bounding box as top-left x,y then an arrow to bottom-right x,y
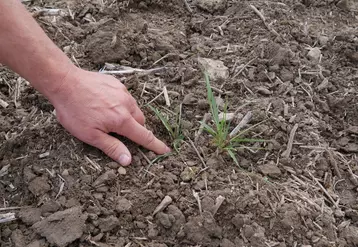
117,166 -> 127,175
197,57 -> 229,80
318,35 -> 329,46
256,87 -> 272,96
307,47 -> 321,62
218,112 -> 236,122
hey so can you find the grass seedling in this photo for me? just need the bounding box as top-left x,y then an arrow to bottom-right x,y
201,73 -> 265,166
148,104 -> 184,152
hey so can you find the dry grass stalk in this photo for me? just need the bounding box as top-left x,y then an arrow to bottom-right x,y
229,111 -> 252,137
249,5 -> 282,40
281,123 -> 299,158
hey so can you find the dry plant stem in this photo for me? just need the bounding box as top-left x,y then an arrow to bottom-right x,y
195,113 -> 211,142
193,190 -> 202,215
327,150 -> 341,178
153,196 -> 172,216
249,5 -> 281,40
163,86 -> 170,107
32,8 -> 68,17
212,195 -> 225,216
0,206 -> 28,212
0,213 -> 16,224
230,111 -> 252,137
100,67 -> 165,75
308,171 -> 339,208
188,137 -> 207,168
182,0 -> 193,13
281,123 -> 299,158
232,57 -> 257,79
0,98 -> 9,108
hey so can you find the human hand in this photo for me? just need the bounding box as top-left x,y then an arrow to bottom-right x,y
49,67 -> 170,166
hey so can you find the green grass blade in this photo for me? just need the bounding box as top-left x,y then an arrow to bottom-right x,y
204,73 -> 220,129
227,149 -> 239,166
199,121 -> 217,136
148,105 -> 174,138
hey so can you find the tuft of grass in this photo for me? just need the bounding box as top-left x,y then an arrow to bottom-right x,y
148,104 -> 184,152
201,72 -> 265,166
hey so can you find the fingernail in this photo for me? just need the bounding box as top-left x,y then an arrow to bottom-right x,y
165,146 -> 171,153
118,154 -> 130,166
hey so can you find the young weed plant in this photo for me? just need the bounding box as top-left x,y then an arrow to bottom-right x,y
148,104 -> 184,153
201,73 -> 265,166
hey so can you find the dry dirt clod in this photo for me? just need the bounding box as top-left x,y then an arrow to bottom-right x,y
256,87 -> 272,96
11,229 -> 25,247
32,206 -> 87,247
198,57 -> 229,80
180,166 -> 199,182
28,176 -> 51,196
153,195 -> 173,216
258,162 -> 281,178
18,207 -> 42,225
337,0 -> 358,11
92,170 -> 116,187
98,215 -> 120,232
116,198 -> 132,213
195,0 -> 227,13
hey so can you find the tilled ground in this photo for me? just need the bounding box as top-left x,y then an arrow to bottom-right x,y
1,0 -> 358,246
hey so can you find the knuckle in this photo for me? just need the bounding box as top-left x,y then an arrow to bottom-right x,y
144,130 -> 155,146
117,111 -> 132,126
104,142 -> 119,157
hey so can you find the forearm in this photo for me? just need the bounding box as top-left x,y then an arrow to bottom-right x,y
0,0 -> 75,100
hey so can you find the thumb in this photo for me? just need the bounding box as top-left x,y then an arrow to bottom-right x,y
88,130 -> 132,166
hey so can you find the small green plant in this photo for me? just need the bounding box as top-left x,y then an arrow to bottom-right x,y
148,104 -> 184,152
201,73 -> 265,166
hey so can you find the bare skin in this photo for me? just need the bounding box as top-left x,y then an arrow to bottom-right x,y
0,1 -> 170,165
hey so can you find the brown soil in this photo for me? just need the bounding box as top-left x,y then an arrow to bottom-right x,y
1,0 -> 358,246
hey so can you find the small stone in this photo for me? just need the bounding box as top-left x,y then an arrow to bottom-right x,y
92,170 -> 116,187
116,198 -> 132,213
28,176 -> 51,196
256,87 -> 272,96
180,167 -> 199,182
93,193 -> 104,201
61,169 -> 69,176
198,57 -> 229,80
258,162 -> 281,177
218,112 -> 236,122
107,162 -> 120,169
98,216 -> 120,232
307,47 -> 321,62
117,166 -> 127,175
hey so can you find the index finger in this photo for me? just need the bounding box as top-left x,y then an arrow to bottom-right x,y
118,117 -> 170,154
